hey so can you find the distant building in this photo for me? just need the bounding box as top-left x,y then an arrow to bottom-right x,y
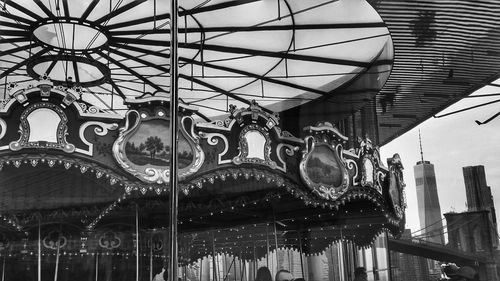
413,133 -> 444,277
463,165 -> 498,248
414,160 -> 445,245
444,166 -> 500,281
390,229 -> 431,281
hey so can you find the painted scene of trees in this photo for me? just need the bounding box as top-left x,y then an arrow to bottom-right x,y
306,145 -> 343,187
124,120 -> 194,169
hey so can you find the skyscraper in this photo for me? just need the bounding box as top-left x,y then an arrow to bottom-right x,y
414,133 -> 445,245
462,165 -> 498,248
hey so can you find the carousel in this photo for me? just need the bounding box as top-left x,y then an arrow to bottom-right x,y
0,0 -> 414,280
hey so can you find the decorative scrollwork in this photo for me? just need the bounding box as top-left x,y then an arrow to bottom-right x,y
76,121 -> 119,156
43,230 -> 67,250
388,153 -> 405,218
0,118 -> 6,141
98,231 -> 121,250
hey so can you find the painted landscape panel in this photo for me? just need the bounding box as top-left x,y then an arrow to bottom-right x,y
306,145 -> 343,187
124,119 -> 194,169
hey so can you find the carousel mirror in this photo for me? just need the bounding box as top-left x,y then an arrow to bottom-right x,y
362,157 -> 375,187
244,130 -> 266,160
26,108 -> 61,143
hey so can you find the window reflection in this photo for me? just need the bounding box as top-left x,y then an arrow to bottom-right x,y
0,228 -> 389,281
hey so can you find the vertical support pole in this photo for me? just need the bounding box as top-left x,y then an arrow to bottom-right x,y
2,254 -> 5,281
297,229 -> 305,279
150,234 -> 153,281
38,221 -> 41,281
199,258 -> 202,281
385,231 -> 393,281
169,0 -> 180,281
95,254 -> 99,281
272,212 -> 279,272
135,204 -> 140,281
265,224 -> 270,268
212,231 -> 218,281
371,98 -> 380,144
54,231 -> 61,281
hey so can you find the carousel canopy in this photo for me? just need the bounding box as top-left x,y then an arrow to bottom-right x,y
0,0 -> 497,144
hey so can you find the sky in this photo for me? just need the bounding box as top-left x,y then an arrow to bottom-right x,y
380,82 -> 500,235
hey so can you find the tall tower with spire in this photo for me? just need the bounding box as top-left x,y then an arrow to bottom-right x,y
414,131 -> 445,245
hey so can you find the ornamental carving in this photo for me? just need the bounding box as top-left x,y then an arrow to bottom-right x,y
387,153 -> 406,218
9,102 -> 75,153
233,124 -> 277,169
99,231 -> 121,250
43,230 -> 67,250
113,108 -> 204,184
300,122 -> 350,200
357,137 -> 384,193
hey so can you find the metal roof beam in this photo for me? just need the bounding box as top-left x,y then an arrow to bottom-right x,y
111,37 -> 170,47
179,56 -> 327,95
107,47 -> 170,73
32,0 -> 56,19
81,0 -> 100,20
0,47 -> 49,80
108,79 -> 127,100
0,42 -> 39,57
180,42 -> 371,67
1,0 -> 43,21
96,49 -> 165,93
94,0 -> 148,25
179,73 -> 273,114
110,22 -> 386,36
180,0 -> 260,17
0,20 -> 29,30
62,0 -> 70,18
0,36 -> 30,43
0,11 -> 34,25
105,13 -> 170,30
108,42 -> 170,59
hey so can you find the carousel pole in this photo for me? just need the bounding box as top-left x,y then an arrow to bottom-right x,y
168,0 -> 180,280
149,235 -> 153,281
135,204 -> 140,281
297,229 -> 305,279
38,220 -> 41,281
272,211 -> 279,272
54,231 -> 61,281
95,254 -> 99,281
265,224 -> 269,269
2,254 -> 5,281
211,231 -> 217,281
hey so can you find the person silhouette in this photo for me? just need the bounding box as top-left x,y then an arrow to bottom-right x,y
254,267 -> 273,281
353,267 -> 367,281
